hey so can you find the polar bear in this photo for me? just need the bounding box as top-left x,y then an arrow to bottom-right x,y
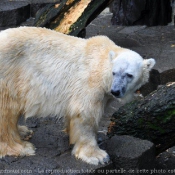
0,27 -> 155,165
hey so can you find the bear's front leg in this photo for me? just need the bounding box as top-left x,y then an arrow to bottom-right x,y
69,116 -> 110,165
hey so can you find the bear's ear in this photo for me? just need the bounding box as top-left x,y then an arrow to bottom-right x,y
143,58 -> 156,71
109,51 -> 115,62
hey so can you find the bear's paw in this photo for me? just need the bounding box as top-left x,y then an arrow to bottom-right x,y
72,145 -> 110,165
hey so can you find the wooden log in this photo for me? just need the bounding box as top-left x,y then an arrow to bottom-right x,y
108,82 -> 175,155
34,0 -> 113,37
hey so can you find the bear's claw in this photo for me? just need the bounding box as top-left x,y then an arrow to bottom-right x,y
103,155 -> 110,164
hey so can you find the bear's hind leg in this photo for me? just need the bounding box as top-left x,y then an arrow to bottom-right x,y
0,85 -> 35,158
69,116 -> 110,165
0,110 -> 35,158
18,125 -> 33,141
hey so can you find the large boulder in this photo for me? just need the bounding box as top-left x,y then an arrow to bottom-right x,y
106,135 -> 155,173
110,0 -> 172,26
0,1 -> 30,27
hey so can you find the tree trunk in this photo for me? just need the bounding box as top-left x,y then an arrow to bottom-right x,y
34,0 -> 113,37
108,82 -> 175,155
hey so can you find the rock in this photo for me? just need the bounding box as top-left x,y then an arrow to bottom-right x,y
160,68 -> 175,85
140,69 -> 160,96
110,0 -> 146,26
108,82 -> 175,154
0,1 -> 30,27
0,164 -> 4,170
110,0 -> 172,26
140,68 -> 175,96
26,117 -> 70,153
106,135 -> 155,173
54,152 -> 113,175
0,0 -> 62,27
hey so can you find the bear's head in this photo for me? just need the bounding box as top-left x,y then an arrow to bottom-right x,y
109,50 -> 155,99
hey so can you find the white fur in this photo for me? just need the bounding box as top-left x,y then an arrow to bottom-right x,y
0,27 -> 155,165
111,51 -> 155,102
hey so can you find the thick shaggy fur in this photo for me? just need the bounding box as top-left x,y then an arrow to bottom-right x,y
0,27 -> 155,165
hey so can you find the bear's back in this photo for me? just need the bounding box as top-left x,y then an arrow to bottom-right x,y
0,27 -> 86,62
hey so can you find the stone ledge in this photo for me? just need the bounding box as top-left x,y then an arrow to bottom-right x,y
0,1 -> 30,27
106,135 -> 155,173
0,1 -> 61,27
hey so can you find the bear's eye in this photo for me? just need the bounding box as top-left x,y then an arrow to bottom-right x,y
126,73 -> 133,78
112,72 -> 116,76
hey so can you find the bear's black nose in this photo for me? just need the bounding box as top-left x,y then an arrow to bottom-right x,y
111,90 -> 120,97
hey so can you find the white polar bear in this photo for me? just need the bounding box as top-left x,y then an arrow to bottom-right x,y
0,27 -> 155,165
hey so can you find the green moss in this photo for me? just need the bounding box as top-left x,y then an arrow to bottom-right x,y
162,109 -> 175,123
138,118 -> 144,125
146,108 -> 175,134
147,122 -> 165,133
